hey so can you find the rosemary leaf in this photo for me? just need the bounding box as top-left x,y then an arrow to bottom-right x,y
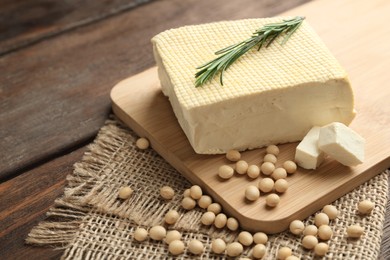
195,16 -> 305,88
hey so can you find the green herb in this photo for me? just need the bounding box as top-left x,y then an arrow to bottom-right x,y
195,16 -> 305,87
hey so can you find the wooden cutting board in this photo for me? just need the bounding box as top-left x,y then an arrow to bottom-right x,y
111,0 -> 390,233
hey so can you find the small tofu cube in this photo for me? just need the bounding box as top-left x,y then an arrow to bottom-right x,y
295,126 -> 325,169
318,122 -> 365,166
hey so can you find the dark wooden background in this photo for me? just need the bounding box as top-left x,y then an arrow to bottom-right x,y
0,0 -> 388,259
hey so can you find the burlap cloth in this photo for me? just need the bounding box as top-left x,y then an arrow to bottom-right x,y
27,116 -> 389,259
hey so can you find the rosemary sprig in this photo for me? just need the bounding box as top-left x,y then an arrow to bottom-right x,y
195,16 -> 305,87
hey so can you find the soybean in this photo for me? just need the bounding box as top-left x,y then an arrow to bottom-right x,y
211,238 -> 226,254
188,239 -> 204,255
218,165 -> 234,179
133,227 -> 148,242
169,240 -> 185,255
136,137 -> 149,149
245,185 -> 260,201
226,242 -> 243,257
238,231 -> 253,246
226,149 -> 241,162
160,186 -> 175,200
190,185 -> 202,199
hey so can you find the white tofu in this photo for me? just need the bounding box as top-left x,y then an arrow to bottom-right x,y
318,122 -> 365,166
294,126 -> 325,169
152,18 -> 356,154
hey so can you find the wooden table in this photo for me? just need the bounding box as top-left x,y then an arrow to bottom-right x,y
0,0 -> 388,259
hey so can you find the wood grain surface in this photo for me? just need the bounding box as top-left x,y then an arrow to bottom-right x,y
111,0 -> 390,233
0,148 -> 85,260
0,0 -> 152,55
0,0 -> 314,259
0,0 -> 309,182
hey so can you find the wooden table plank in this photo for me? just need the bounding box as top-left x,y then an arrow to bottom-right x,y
0,0 -> 310,181
0,147 -> 85,260
0,0 -> 152,56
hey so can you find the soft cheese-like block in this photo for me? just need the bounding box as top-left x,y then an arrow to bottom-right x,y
295,126 -> 325,169
318,122 -> 365,166
152,18 -> 355,154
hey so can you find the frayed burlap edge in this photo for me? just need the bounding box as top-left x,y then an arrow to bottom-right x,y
26,116 -> 389,259
380,176 -> 390,259
25,117 -> 131,249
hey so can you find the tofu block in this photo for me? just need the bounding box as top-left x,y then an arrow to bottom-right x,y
295,126 -> 325,169
318,122 -> 365,166
152,18 -> 356,154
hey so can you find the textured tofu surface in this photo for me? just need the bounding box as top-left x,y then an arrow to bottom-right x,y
153,18 -> 348,108
152,17 -> 356,154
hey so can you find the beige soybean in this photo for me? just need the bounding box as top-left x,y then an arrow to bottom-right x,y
258,178 -> 274,193
252,244 -> 266,259
183,188 -> 191,197
289,220 -> 304,235
190,185 -> 203,199
245,185 -> 260,201
358,200 -> 375,214
261,162 -> 275,175
207,203 -> 222,214
253,232 -> 268,245
218,165 -> 234,179
271,168 -> 287,180
266,193 -> 280,207
165,230 -> 181,244
303,225 -> 318,236
133,227 -> 148,242
302,235 -> 318,249
226,149 -> 241,162
227,217 -> 240,231
136,137 -> 149,149
188,239 -> 204,255
318,225 -> 333,240
314,242 -> 329,256
266,145 -> 280,156
322,205 -> 338,220
263,153 -> 277,164
201,211 -> 216,226
118,186 -> 133,199
274,179 -> 288,193
315,213 -> 330,227
238,231 -> 253,246
283,160 -> 297,174
164,210 -> 180,225
277,247 -> 292,260
226,242 -> 244,257
160,186 -> 175,200
181,197 -> 196,210
198,195 -> 212,209
347,224 -> 364,238
211,238 -> 226,254
247,165 -> 260,178
236,160 -> 249,175
149,225 -> 166,241
169,240 -> 185,255
214,213 -> 228,228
